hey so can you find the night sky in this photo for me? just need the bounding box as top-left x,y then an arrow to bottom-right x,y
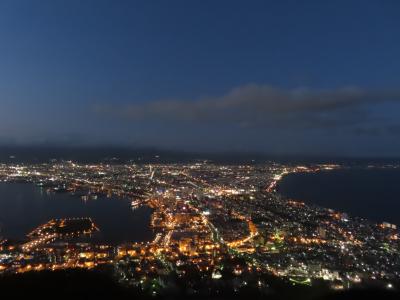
1,0 -> 400,156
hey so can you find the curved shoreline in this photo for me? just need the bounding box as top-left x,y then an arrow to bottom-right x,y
0,182 -> 154,244
276,167 -> 400,225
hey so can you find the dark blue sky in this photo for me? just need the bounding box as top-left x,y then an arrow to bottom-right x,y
1,0 -> 400,156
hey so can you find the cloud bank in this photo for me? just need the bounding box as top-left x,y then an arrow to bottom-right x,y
95,84 -> 400,132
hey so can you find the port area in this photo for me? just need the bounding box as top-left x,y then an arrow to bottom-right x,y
22,218 -> 98,252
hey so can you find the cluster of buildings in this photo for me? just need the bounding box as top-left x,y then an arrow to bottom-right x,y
0,161 -> 399,296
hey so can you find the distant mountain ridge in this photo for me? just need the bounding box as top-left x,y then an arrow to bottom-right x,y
0,145 -> 399,164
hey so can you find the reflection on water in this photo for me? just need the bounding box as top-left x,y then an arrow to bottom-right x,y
0,183 -> 154,244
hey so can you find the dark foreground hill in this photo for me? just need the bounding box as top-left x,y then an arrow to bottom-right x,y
0,269 -> 399,300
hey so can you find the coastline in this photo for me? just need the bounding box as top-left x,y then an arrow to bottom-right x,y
276,167 -> 400,226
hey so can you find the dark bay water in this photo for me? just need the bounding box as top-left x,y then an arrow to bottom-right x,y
0,183 -> 154,244
277,168 -> 400,225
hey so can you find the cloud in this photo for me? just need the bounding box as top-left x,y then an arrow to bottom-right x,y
94,84 -> 400,131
